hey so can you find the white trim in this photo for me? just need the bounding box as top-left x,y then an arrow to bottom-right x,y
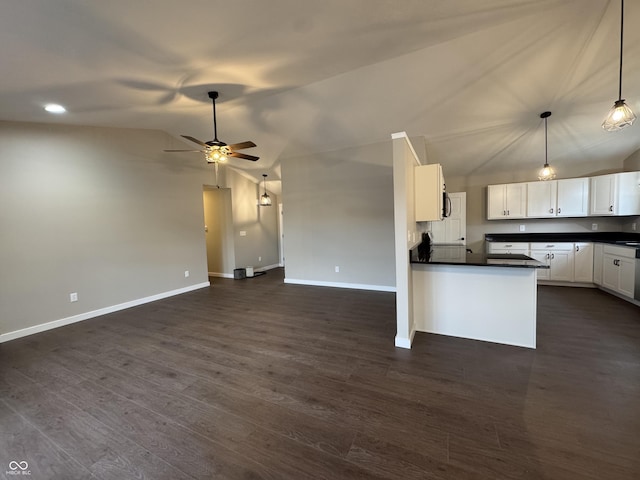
394,328 -> 415,349
209,272 -> 234,278
255,263 -> 280,272
391,131 -> 421,166
0,281 -> 211,344
284,278 -> 395,292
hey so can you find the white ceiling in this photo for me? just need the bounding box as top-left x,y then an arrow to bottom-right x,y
2,0 -> 640,193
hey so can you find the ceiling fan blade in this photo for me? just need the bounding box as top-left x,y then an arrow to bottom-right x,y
229,152 -> 259,162
227,141 -> 256,150
181,135 -> 208,147
163,149 -> 204,152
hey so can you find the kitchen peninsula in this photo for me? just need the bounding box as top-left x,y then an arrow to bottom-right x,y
410,244 -> 547,349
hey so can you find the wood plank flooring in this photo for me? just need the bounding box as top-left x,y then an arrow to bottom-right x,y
1,268 -> 639,479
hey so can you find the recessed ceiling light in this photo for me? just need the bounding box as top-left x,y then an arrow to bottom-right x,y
44,104 -> 66,113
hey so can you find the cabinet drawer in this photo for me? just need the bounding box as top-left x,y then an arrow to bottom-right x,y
488,242 -> 529,251
603,245 -> 637,259
530,242 -> 573,251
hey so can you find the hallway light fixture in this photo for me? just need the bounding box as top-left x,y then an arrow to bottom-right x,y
538,111 -> 556,181
260,174 -> 272,206
602,0 -> 636,131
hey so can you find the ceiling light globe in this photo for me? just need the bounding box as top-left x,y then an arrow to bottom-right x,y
538,163 -> 556,181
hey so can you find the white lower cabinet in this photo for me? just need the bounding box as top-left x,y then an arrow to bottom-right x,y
593,243 -> 604,285
529,243 -> 574,282
573,242 -> 594,283
602,245 -> 636,299
487,242 -> 529,254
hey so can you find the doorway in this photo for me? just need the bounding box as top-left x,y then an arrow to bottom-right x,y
202,186 -> 235,278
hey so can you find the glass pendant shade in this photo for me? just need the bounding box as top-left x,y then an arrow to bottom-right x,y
603,0 -> 635,132
537,111 -> 555,181
602,99 -> 636,131
259,174 -> 272,206
538,163 -> 556,181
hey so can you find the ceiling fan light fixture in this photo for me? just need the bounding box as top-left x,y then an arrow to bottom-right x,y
259,174 -> 272,207
538,111 -> 556,181
602,0 -> 635,132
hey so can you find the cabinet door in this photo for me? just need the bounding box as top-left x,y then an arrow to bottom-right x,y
573,243 -> 593,283
590,175 -> 617,215
602,254 -> 619,291
487,185 -> 506,219
557,178 -> 589,217
527,181 -> 556,218
617,171 -> 640,216
593,243 -> 603,285
505,183 -> 527,218
529,251 -> 550,280
415,164 -> 444,221
549,251 -> 574,282
618,258 -> 636,298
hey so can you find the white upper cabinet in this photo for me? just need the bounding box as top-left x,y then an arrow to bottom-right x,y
557,178 -> 589,217
589,172 -> 640,216
415,164 -> 445,222
590,174 -> 617,215
526,178 -> 589,218
526,181 -> 556,217
487,183 -> 526,220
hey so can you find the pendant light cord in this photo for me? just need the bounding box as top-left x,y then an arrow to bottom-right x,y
544,116 -> 548,164
212,97 -> 218,141
618,0 -> 624,101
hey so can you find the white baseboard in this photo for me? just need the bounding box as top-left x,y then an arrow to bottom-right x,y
284,278 -> 396,292
395,328 -> 415,349
209,272 -> 234,278
255,263 -> 280,272
0,281 -> 211,344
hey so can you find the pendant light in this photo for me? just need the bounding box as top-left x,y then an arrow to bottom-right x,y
259,174 -> 272,206
538,111 -> 556,181
602,0 -> 636,131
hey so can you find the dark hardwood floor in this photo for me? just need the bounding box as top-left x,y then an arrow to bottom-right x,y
1,268 -> 639,479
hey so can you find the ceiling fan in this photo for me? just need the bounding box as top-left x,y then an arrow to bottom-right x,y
164,91 -> 259,165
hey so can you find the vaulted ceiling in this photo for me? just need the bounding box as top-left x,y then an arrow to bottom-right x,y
2,0 -> 639,192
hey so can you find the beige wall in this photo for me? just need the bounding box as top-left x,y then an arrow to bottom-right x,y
0,121 -> 278,339
281,140 -> 395,288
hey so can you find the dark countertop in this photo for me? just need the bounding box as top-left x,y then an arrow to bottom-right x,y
410,244 -> 548,269
485,232 -> 640,245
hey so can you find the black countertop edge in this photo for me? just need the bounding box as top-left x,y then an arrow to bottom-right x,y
485,232 -> 640,244
410,245 -> 548,269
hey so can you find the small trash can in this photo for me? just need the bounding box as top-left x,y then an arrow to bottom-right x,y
233,268 -> 246,279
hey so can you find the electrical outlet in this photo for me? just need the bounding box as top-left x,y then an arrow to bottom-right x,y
69,292 -> 78,302
335,266 -> 340,273
519,224 -> 526,232
258,256 -> 262,262
632,223 -> 637,231
184,270 -> 189,278
240,230 -> 247,237
591,223 -> 598,231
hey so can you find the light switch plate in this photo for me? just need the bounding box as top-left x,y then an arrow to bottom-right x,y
519,225 -> 525,232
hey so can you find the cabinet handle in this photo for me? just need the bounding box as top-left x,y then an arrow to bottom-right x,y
557,207 -> 561,214
503,210 -> 506,216
576,245 -> 579,252
546,253 -> 550,259
507,210 -> 510,216
546,244 -> 554,247
549,208 -> 553,214
505,244 -> 512,247
551,253 -> 555,259
609,205 -> 614,212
